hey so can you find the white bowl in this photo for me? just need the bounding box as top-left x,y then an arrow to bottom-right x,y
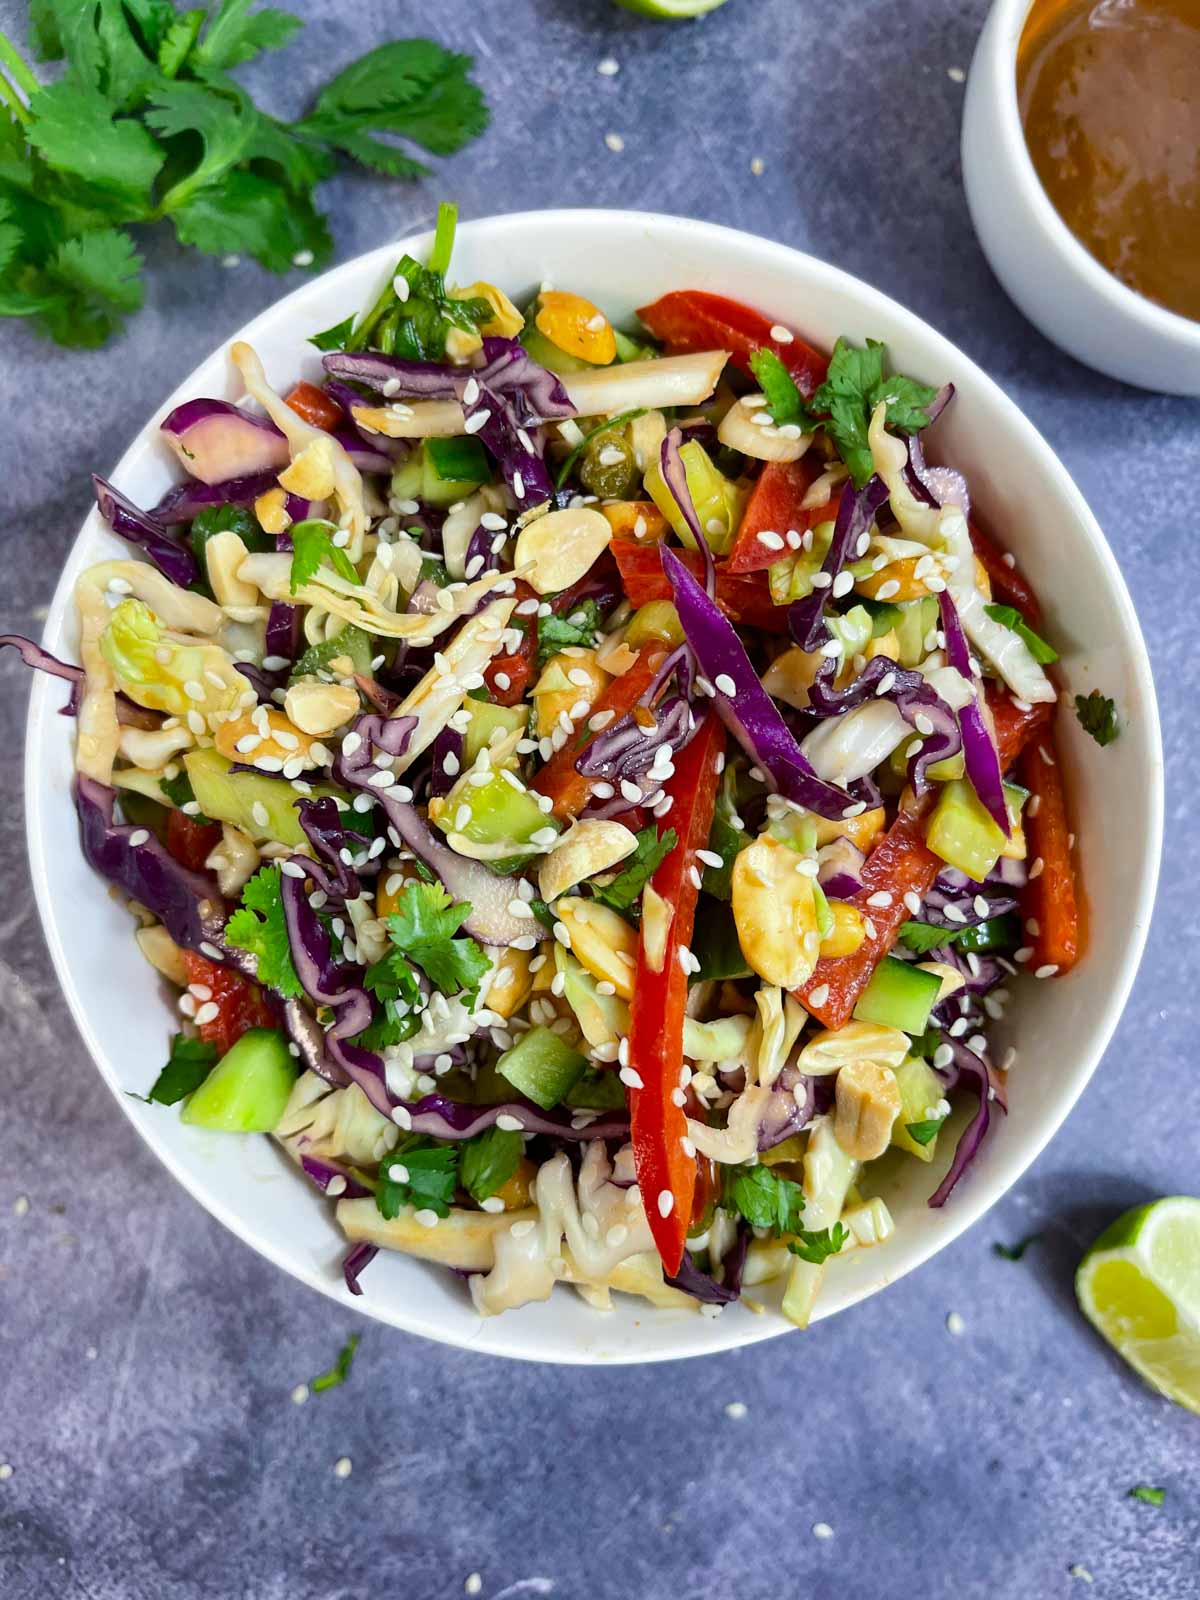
962,0 -> 1200,396
26,209 -> 1162,1364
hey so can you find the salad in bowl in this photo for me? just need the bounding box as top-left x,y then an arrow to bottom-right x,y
9,204 -> 1083,1330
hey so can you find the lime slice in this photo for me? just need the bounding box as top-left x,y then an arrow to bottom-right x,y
1076,1197 -> 1200,1414
612,0 -> 729,16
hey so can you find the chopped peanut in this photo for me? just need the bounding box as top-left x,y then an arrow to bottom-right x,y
731,835 -> 821,990
254,487 -> 293,537
538,820 -> 638,903
515,506 -> 613,595
834,1059 -> 902,1160
485,948 -> 536,1020
555,897 -> 638,999
283,679 -> 360,737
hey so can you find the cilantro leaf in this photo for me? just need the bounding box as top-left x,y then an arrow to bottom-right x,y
37,228 -> 144,348
904,1118 -> 945,1147
27,77 -> 164,207
224,864 -> 303,997
363,882 -> 490,1025
590,827 -> 676,914
1074,690 -> 1118,748
992,1232 -> 1043,1261
1128,1485 -> 1165,1507
460,1126 -> 523,1205
309,313 -> 356,352
157,10 -> 206,78
146,1032 -> 218,1104
290,520 -> 360,593
748,348 -> 816,430
295,40 -> 489,180
787,1222 -> 849,1264
310,1332 -> 359,1393
701,767 -> 744,901
810,337 -> 938,488
193,0 -> 302,71
535,600 -> 604,670
983,603 -> 1059,665
190,502 -> 270,586
895,920 -> 958,955
145,75 -> 262,205
169,168 -> 333,273
376,1136 -> 460,1220
726,1164 -> 806,1236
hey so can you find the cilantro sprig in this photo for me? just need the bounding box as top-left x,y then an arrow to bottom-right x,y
535,598 -> 606,671
983,604 -> 1059,665
726,1164 -> 806,1236
289,521 -> 361,593
224,863 -> 303,997
809,338 -> 939,487
1074,690 -> 1118,747
590,826 -> 677,915
0,12 -> 489,348
358,883 -> 490,1048
376,1136 -> 460,1220
748,348 -> 809,429
310,1333 -> 359,1393
787,1223 -> 849,1264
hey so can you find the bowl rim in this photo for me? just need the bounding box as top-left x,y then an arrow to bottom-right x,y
24,207 -> 1164,1363
980,0 -> 1200,351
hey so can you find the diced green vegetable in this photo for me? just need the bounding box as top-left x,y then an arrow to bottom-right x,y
767,521 -> 834,605
496,1026 -> 587,1109
825,604 -> 873,662
613,327 -> 659,364
954,913 -> 1022,954
422,436 -> 489,506
625,600 -> 684,649
644,440 -> 744,556
890,1056 -> 946,1162
555,947 -> 628,1049
179,1028 -> 297,1132
435,770 -> 556,858
893,597 -> 939,667
184,748 -> 348,847
115,786 -> 170,839
288,625 -> 374,684
853,956 -> 942,1035
926,779 -> 1025,882
462,700 -> 528,767
565,1068 -> 629,1110
519,321 -> 593,375
389,452 -> 425,503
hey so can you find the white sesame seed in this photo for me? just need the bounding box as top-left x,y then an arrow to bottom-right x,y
812,1522 -> 834,1541
513,471 -> 525,499
807,983 -> 830,1008
946,1311 -> 966,1336
714,673 -> 736,696
1034,963 -> 1059,979
866,890 -> 893,908
333,1456 -> 353,1479
194,1001 -> 219,1026
657,1189 -> 674,1218
604,131 -> 625,152
127,828 -> 150,847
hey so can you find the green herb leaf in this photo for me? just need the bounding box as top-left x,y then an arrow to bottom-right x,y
535,598 -> 605,670
36,227 -> 145,348
309,313 -> 356,351
290,520 -> 360,593
905,1118 -> 944,1147
376,1136 -> 460,1220
224,864 -> 304,997
1128,1485 -> 1165,1507
992,1232 -> 1043,1261
460,1126 -> 523,1204
1074,690 -> 1118,748
192,0 -> 303,72
748,348 -> 815,430
169,167 -> 333,273
310,1332 -> 359,1392
700,767 -> 744,901
726,1164 -> 806,1237
895,920 -> 957,955
590,826 -> 677,914
810,337 -> 938,488
27,76 -> 165,205
983,603 -> 1059,665
146,1032 -> 218,1104
295,39 -> 489,181
364,882 -> 490,1020
787,1222 -> 849,1264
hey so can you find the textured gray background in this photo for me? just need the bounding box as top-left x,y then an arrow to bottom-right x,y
1,1 -> 1198,1596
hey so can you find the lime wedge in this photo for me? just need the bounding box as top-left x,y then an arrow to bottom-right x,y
1076,1196 -> 1200,1414
612,0 -> 729,16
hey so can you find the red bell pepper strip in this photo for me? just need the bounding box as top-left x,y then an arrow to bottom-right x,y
1018,726 -> 1080,973
798,691 -> 1056,1028
637,290 -> 827,397
182,951 -> 275,1056
611,539 -> 791,634
286,381 -> 345,432
483,578 -> 538,706
165,808 -> 222,873
532,648 -> 665,820
726,459 -> 840,574
970,521 -> 1043,626
627,713 -> 725,1274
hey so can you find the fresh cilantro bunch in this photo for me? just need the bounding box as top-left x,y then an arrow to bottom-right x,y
0,6 -> 489,347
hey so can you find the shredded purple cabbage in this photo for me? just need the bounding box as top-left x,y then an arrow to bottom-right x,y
92,475 -> 198,589
939,592 -> 1009,835
789,476 -> 889,651
1,633 -> 83,715
808,654 -> 962,798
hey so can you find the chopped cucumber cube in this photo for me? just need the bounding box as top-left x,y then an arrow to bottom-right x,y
179,1027 -> 296,1132
436,770 -> 556,855
853,956 -> 942,1035
496,1025 -> 587,1109
893,597 -> 939,667
954,913 -> 1022,954
422,436 -> 489,506
184,749 -> 350,848
288,624 -> 373,684
462,700 -> 528,768
891,1056 -> 946,1162
926,780 -> 1026,882
520,322 -> 593,375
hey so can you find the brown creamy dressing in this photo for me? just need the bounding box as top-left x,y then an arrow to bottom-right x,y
1017,0 -> 1200,322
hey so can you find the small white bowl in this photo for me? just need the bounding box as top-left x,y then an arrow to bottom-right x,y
25,210 -> 1162,1363
962,0 -> 1200,395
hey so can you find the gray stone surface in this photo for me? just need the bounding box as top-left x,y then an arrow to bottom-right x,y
1,1 -> 1198,1596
